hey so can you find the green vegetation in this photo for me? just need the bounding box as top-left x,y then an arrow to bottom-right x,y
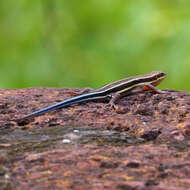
0,1 -> 190,90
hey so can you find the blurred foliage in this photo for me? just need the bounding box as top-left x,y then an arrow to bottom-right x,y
0,0 -> 190,90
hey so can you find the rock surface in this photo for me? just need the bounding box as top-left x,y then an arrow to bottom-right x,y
0,87 -> 190,189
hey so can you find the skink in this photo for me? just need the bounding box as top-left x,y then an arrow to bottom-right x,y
14,71 -> 166,121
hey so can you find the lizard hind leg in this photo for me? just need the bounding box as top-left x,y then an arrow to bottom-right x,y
78,88 -> 94,94
108,93 -> 122,110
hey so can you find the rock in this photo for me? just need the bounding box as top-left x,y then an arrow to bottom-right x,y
0,88 -> 190,189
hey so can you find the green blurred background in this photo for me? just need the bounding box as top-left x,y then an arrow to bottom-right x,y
0,0 -> 190,90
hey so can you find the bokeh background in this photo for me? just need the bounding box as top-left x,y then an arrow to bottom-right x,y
0,1 -> 190,90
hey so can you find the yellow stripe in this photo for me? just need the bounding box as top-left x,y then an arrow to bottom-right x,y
117,75 -> 165,94
97,72 -> 164,94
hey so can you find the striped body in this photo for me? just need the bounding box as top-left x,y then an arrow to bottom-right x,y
94,71 -> 166,95
14,71 -> 166,121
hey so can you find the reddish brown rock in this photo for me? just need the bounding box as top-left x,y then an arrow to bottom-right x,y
0,88 -> 190,189
10,144 -> 190,190
1,88 -> 190,142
